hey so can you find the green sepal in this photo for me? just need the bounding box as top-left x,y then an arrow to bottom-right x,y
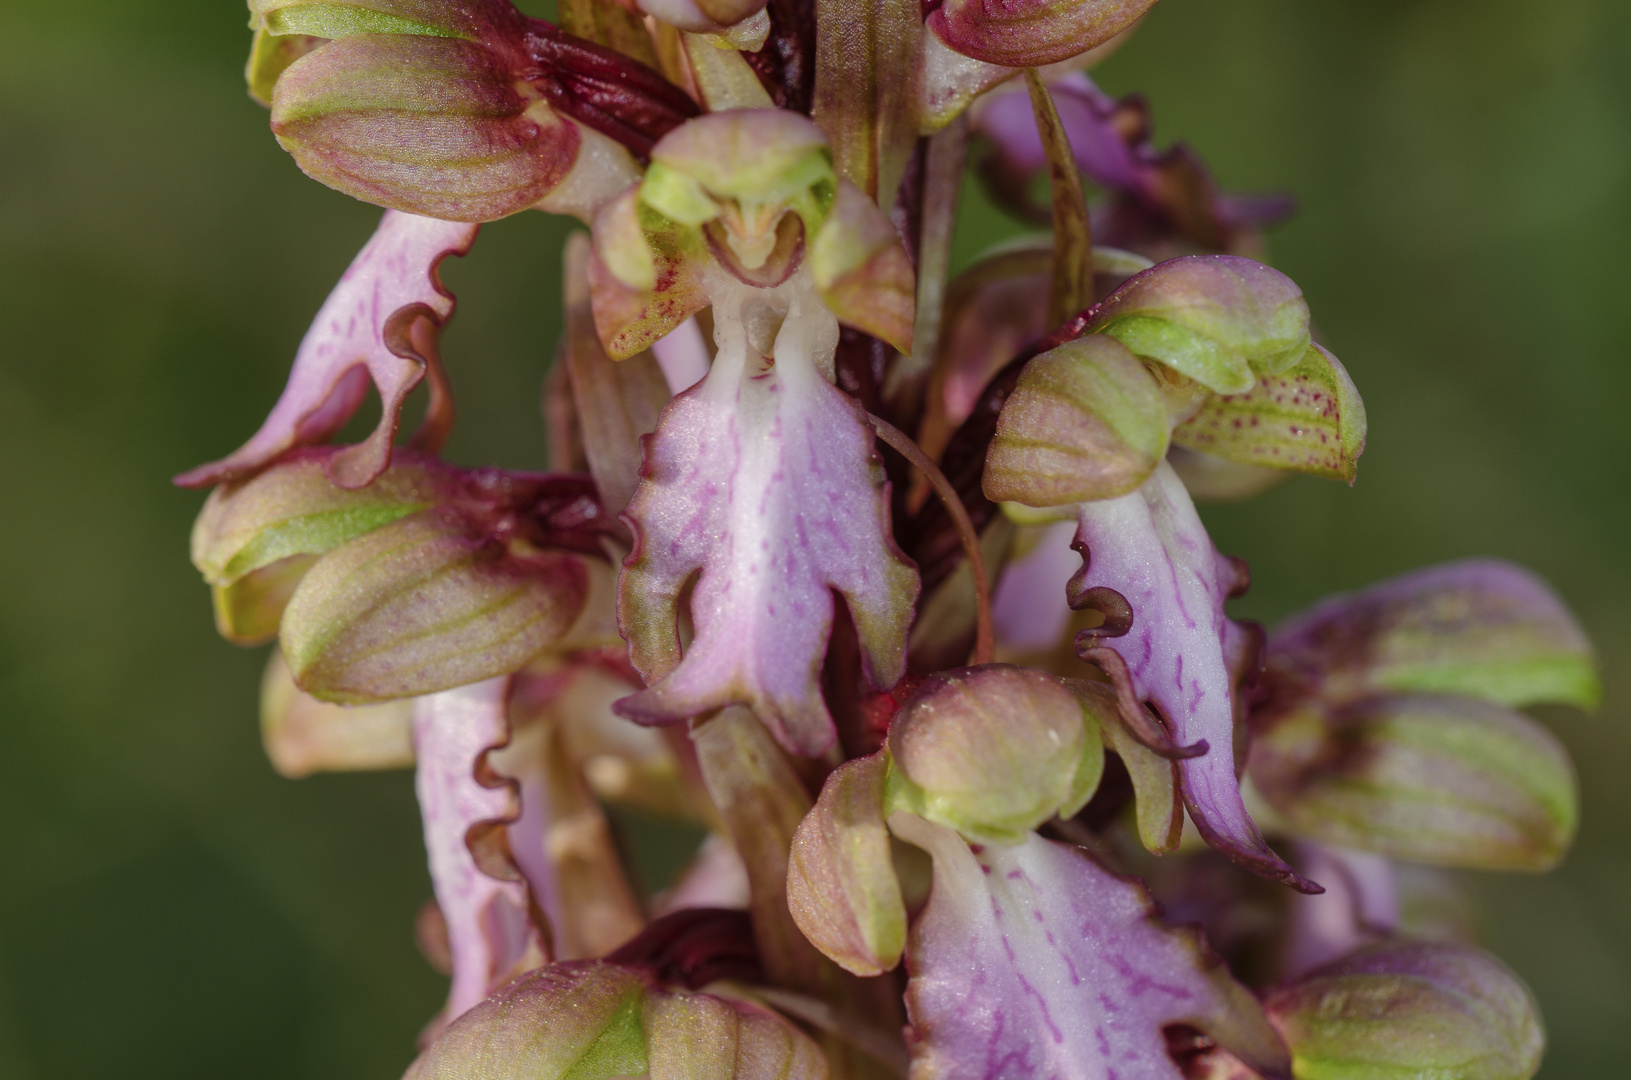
1174,343 -> 1367,483
251,0 -> 486,41
280,508 -> 589,703
1249,693 -> 1578,871
190,450 -> 444,588
983,335 -> 1171,507
786,752 -> 908,976
1089,255 -> 1313,394
1265,941 -> 1544,1080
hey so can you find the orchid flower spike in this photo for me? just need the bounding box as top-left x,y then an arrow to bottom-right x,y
175,2 -> 1599,1077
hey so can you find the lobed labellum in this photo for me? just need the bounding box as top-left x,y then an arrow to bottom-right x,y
970,73 -> 1296,252
1071,461 -> 1317,892
176,210 -> 477,491
892,815 -> 1291,1080
615,277 -> 919,757
927,0 -> 1157,70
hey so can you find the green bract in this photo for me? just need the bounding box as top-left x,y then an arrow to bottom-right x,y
1089,255 -> 1313,395
280,509 -> 589,702
983,335 -> 1171,506
1266,942 -> 1544,1080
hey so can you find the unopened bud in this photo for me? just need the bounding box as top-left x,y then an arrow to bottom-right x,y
1249,693 -> 1577,871
272,34 -> 584,222
928,0 -> 1156,68
983,334 -> 1170,507
1264,941 -> 1543,1080
887,664 -> 1102,843
280,506 -> 591,702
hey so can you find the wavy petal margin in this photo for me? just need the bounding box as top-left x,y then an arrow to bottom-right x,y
1072,461 -> 1317,892
616,280 -> 919,756
891,816 -> 1290,1080
412,678 -> 546,1026
177,210 -> 477,491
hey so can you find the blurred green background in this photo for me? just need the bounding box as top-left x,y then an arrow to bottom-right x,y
1,0 -> 1627,1075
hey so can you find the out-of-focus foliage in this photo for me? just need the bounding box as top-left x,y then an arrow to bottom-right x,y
0,0 -> 1627,1077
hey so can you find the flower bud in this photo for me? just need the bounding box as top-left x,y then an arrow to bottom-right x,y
787,753 -> 906,976
927,0 -> 1157,68
272,34 -> 585,222
190,449 -> 448,588
887,664 -> 1103,843
190,449 -> 453,641
251,0 -> 502,41
245,26 -> 324,108
1088,255 -> 1312,394
1264,941 -> 1544,1080
406,962 -> 649,1080
406,959 -> 828,1080
1266,559 -> 1601,712
1248,692 -> 1577,871
281,506 -> 591,702
982,334 -> 1170,507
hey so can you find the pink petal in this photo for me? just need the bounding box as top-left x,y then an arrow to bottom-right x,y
177,210 -> 478,491
616,286 -> 919,756
893,815 -> 1290,1080
412,678 -> 545,1026
1072,462 -> 1317,892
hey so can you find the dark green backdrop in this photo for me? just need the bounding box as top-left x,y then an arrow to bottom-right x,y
2,0 -> 1627,1075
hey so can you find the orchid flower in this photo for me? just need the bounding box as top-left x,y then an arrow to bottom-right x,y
177,1 -> 1602,1077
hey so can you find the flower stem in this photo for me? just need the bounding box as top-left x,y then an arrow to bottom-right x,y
866,413 -> 993,664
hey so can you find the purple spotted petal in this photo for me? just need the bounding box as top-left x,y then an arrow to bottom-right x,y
178,210 -> 477,491
1071,461 -> 1316,892
891,814 -> 1291,1080
616,287 -> 919,756
412,678 -> 546,1027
